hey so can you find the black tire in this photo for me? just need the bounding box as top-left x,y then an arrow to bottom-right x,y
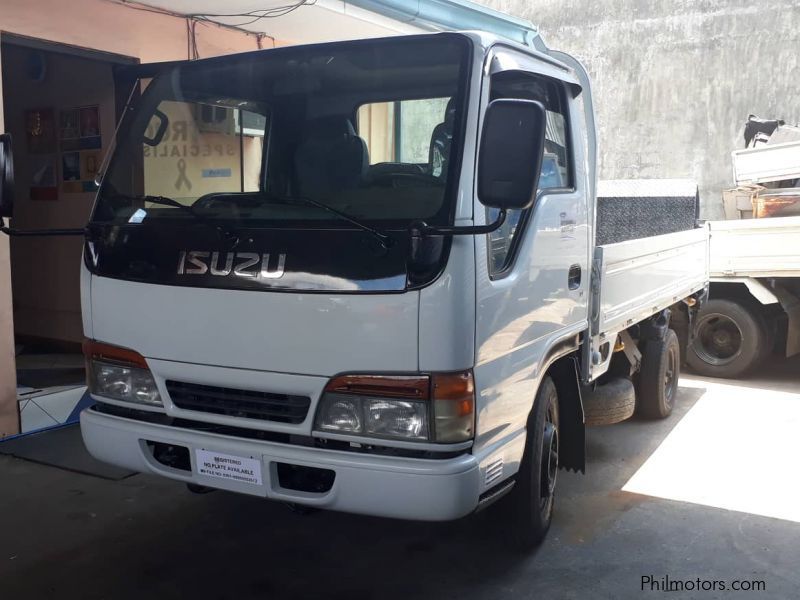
687,299 -> 767,379
637,329 -> 680,419
582,377 -> 636,426
501,376 -> 560,550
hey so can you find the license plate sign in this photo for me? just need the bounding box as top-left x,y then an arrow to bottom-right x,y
195,449 -> 263,486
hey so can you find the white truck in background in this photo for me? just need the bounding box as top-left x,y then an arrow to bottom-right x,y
686,117 -> 800,378
0,31 -> 708,548
686,216 -> 800,378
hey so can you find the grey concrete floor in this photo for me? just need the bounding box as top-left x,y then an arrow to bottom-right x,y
2,360 -> 799,599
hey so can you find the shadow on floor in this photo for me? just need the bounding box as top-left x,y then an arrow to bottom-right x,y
0,425 -> 134,480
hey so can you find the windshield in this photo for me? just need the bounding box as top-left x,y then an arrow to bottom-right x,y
93,35 -> 470,230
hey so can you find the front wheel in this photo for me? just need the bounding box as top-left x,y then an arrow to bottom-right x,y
637,328 -> 680,419
500,376 -> 560,550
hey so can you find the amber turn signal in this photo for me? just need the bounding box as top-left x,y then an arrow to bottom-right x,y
324,374 -> 430,400
432,371 -> 475,442
82,339 -> 149,369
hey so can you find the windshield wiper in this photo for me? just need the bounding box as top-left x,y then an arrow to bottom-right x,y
275,195 -> 393,250
125,195 -> 241,247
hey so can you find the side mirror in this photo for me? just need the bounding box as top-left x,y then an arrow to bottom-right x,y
477,99 -> 546,210
0,133 -> 14,218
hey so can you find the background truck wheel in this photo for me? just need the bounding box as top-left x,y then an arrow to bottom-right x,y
582,377 -> 635,426
687,299 -> 767,378
500,376 -> 560,550
637,328 -> 680,419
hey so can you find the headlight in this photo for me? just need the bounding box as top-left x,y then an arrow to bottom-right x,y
84,340 -> 163,407
316,394 -> 428,440
316,397 -> 363,432
314,372 -> 473,443
367,399 -> 427,438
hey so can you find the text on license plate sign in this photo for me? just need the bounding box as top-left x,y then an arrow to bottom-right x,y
195,449 -> 263,486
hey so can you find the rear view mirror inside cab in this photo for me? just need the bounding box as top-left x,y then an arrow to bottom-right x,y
142,109 -> 169,147
477,99 -> 546,211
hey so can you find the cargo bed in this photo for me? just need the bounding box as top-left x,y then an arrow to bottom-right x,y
593,228 -> 709,338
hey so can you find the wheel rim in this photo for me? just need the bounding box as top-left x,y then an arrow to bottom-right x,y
664,344 -> 678,409
539,402 -> 559,511
694,313 -> 743,366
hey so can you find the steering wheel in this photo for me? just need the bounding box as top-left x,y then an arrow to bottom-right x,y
192,194 -> 254,220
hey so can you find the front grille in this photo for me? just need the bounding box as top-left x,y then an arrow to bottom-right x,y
166,380 -> 310,424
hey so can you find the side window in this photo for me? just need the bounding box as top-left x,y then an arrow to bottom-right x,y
486,71 -> 571,276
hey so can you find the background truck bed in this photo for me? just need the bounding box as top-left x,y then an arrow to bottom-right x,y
732,140 -> 800,186
709,216 -> 800,278
593,228 -> 709,337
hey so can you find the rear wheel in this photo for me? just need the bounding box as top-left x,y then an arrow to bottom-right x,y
637,329 -> 680,419
687,299 -> 767,378
501,376 -> 560,550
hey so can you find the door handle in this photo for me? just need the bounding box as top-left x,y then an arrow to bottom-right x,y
568,264 -> 582,290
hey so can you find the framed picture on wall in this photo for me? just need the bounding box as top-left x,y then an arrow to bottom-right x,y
79,106 -> 100,136
79,106 -> 101,149
30,155 -> 58,201
62,151 -> 81,181
80,150 -> 101,181
58,104 -> 103,192
59,108 -> 80,140
61,105 -> 102,150
25,108 -> 57,154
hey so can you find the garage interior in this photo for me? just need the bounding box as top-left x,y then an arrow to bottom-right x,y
1,0 -> 799,598
1,37 -> 134,433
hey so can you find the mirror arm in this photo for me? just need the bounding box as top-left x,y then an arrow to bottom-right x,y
0,219 -> 86,237
410,208 -> 506,239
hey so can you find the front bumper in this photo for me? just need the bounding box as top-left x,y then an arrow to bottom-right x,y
81,407 -> 481,521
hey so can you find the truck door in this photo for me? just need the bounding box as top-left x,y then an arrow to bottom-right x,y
474,54 -> 590,451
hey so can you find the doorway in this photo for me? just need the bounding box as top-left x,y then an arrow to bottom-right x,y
0,34 -> 134,435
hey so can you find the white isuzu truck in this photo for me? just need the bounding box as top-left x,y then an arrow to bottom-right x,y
0,31 -> 708,548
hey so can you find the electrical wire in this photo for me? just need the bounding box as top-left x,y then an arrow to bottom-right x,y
190,0 -> 317,28
189,18 -> 200,60
114,1 -> 306,58
116,0 -> 316,25
188,2 -> 310,17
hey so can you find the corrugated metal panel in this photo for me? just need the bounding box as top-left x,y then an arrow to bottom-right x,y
596,179 -> 699,245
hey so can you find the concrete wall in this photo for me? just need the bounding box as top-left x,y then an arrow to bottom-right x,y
480,0 -> 800,218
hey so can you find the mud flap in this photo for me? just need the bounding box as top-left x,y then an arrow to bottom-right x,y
550,356 -> 585,473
